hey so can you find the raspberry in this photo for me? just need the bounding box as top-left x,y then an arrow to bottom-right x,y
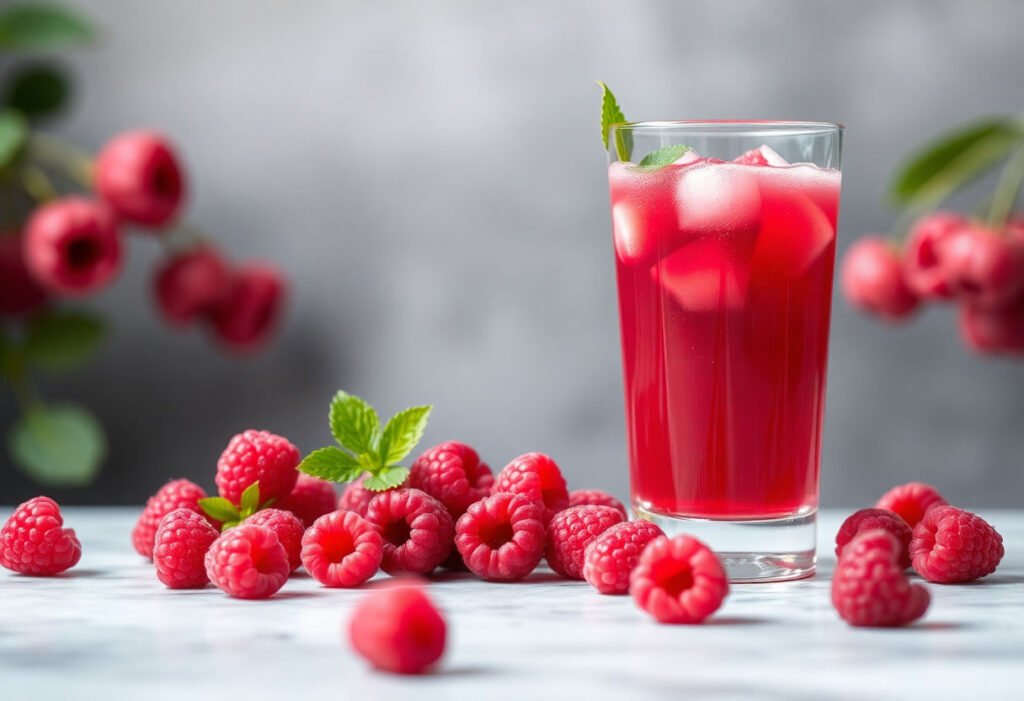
875,482 -> 947,528
243,508 -> 304,572
568,489 -> 627,519
23,197 -> 121,297
630,535 -> 728,624
910,506 -> 1004,583
153,246 -> 229,327
0,232 -> 47,316
959,299 -> 1024,356
832,529 -> 930,627
583,520 -> 664,594
0,496 -> 81,576
338,474 -> 375,516
493,452 -> 569,522
301,510 -> 383,587
365,488 -> 454,575
277,473 -> 338,527
409,441 -> 494,517
835,508 -> 913,569
132,478 -> 209,559
840,237 -> 918,321
942,225 -> 1024,307
205,524 -> 289,599
348,583 -> 446,675
215,429 -> 300,505
153,508 -> 219,589
902,211 -> 967,300
95,130 -> 185,227
454,492 -> 545,581
209,263 -> 286,352
545,505 -> 624,579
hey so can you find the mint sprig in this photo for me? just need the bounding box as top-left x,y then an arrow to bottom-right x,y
598,81 -> 632,162
638,144 -> 690,169
298,390 -> 432,491
198,481 -> 270,531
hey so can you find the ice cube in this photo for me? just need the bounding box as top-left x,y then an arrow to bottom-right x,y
673,148 -> 702,166
751,189 -> 835,278
612,201 -> 658,267
675,164 -> 761,240
733,144 -> 789,166
653,239 -> 750,312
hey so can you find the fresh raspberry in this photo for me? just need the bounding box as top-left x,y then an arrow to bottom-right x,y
454,492 -> 545,581
959,299 -> 1024,356
832,529 -> 930,627
0,496 -> 81,576
205,524 -> 289,599
835,508 -> 912,569
568,489 -> 627,519
902,211 -> 967,300
153,508 -> 219,589
630,535 -> 728,624
545,505 -> 624,579
840,237 -> 919,321
23,197 -> 121,297
365,488 -> 454,575
243,508 -> 304,572
493,452 -> 569,522
132,478 -> 209,559
942,225 -> 1024,307
0,232 -> 48,316
277,473 -> 338,527
583,520 -> 664,594
153,246 -> 229,327
875,482 -> 947,528
209,263 -> 286,352
910,506 -> 1004,583
348,583 -> 446,675
95,130 -> 185,228
215,429 -> 300,505
338,474 -> 375,516
409,441 -> 494,517
301,510 -> 383,587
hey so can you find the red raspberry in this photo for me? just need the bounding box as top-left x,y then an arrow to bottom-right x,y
277,473 -> 338,527
243,508 -> 304,572
959,299 -> 1024,356
942,225 -> 1024,307
630,535 -> 728,624
215,429 -> 300,505
832,529 -> 930,627
583,520 -> 664,594
205,524 -> 289,599
840,237 -> 919,321
0,496 -> 81,576
493,452 -> 569,522
338,474 -> 375,516
95,130 -> 185,228
875,482 -> 947,529
902,211 -> 967,300
454,492 -> 545,581
349,583 -> 446,675
0,232 -> 48,316
910,506 -> 1004,583
409,441 -> 494,517
23,197 -> 121,296
545,505 -> 624,579
153,246 -> 229,327
209,263 -> 286,352
365,488 -> 454,575
835,508 -> 912,569
132,478 -> 209,559
568,489 -> 627,519
153,508 -> 219,589
301,510 -> 383,587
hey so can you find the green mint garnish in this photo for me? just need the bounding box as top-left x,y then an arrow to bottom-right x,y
198,481 -> 270,531
598,81 -> 632,162
298,390 -> 432,491
637,144 -> 690,169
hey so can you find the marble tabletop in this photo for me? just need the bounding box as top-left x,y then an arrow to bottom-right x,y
0,508 -> 1020,701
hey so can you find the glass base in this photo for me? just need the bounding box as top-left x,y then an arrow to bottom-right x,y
633,505 -> 816,583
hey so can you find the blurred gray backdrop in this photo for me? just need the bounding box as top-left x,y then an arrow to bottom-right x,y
2,0 -> 1022,507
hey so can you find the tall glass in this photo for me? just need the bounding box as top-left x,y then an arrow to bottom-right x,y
607,122 -> 843,581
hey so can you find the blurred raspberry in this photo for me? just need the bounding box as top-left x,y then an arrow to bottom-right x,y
153,508 -> 219,589
95,130 -> 185,228
493,452 -> 569,523
875,482 -> 947,529
832,529 -> 929,627
630,535 -> 728,624
301,510 -> 383,587
215,429 -> 300,505
902,212 -> 967,300
834,508 -> 912,569
209,263 -> 286,352
454,492 -> 546,581
959,299 -> 1024,355
277,473 -> 338,527
409,441 -> 494,517
0,496 -> 81,576
568,489 -> 627,519
132,478 -> 210,559
910,506 -> 1004,583
583,520 -> 664,595
348,583 -> 446,675
942,225 -> 1024,307
545,505 -> 624,579
841,237 -> 919,321
153,246 -> 229,326
0,233 -> 48,316
365,488 -> 454,575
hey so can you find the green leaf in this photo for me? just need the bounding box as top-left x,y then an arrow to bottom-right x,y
25,309 -> 105,372
637,145 -> 690,169
378,405 -> 432,466
7,402 -> 105,487
363,466 -> 409,492
4,62 -> 70,119
597,81 -> 631,162
297,445 -> 363,483
890,118 -> 1024,208
239,481 -> 260,517
0,4 -> 96,50
329,390 -> 380,455
198,497 -> 240,524
0,110 -> 28,168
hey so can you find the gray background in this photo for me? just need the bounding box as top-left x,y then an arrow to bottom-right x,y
2,0 -> 1022,507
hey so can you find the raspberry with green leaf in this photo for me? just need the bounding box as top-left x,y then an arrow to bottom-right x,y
199,481 -> 268,530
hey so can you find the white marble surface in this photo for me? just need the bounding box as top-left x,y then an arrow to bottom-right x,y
0,508 -> 1020,701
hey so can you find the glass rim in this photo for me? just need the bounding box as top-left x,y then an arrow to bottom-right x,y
610,120 -> 843,137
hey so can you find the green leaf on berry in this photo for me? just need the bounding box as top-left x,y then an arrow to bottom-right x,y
598,81 -> 632,162
364,466 -> 409,492
637,145 -> 690,169
239,481 -> 260,518
25,308 -> 105,372
0,4 -> 96,51
298,445 -> 363,483
198,497 -> 240,524
329,390 -> 380,455
378,405 -> 432,466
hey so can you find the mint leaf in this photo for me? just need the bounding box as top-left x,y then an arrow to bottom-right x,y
363,466 -> 409,492
0,109 -> 27,168
329,390 -> 379,455
239,481 -> 260,517
598,81 -> 631,162
0,4 -> 96,50
638,145 -> 690,169
198,497 -> 240,525
378,405 -> 432,466
25,309 -> 105,372
7,402 -> 105,487
298,445 -> 363,483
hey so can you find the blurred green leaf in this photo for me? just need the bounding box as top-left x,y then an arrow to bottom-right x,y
8,402 -> 105,486
26,308 -> 105,372
0,110 -> 28,168
4,62 -> 71,119
0,4 -> 96,50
